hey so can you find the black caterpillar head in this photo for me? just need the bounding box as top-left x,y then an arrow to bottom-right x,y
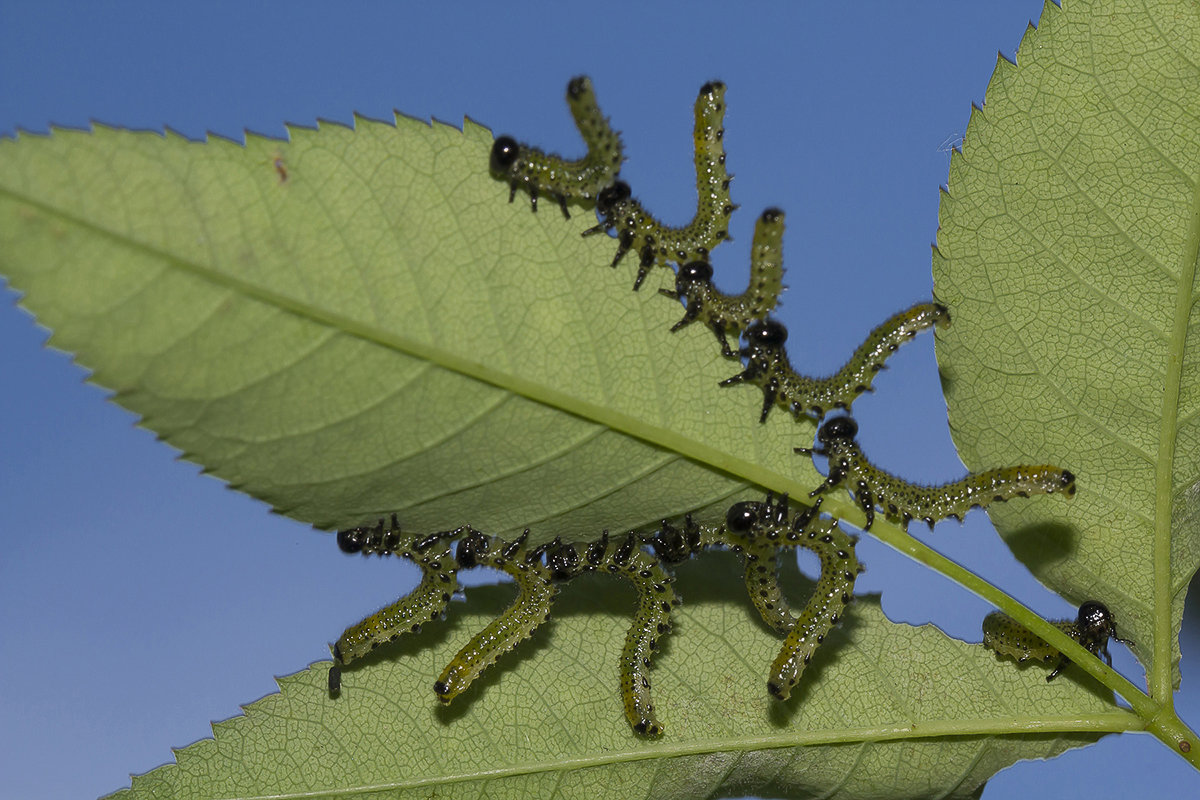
337,526 -> 367,554
646,517 -> 701,564
489,136 -> 520,175
725,501 -> 760,533
724,494 -> 790,533
674,260 -> 714,293
743,319 -> 788,350
455,529 -> 490,569
336,515 -> 404,555
596,179 -> 632,216
545,540 -> 581,580
1076,601 -> 1116,653
817,416 -> 858,445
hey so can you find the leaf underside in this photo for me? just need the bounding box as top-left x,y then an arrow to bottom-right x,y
934,0 -> 1200,680
103,559 -> 1106,800
3,0 -> 1193,797
0,112 -> 823,543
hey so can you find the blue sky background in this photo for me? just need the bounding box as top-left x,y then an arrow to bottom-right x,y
1,2 -> 1197,798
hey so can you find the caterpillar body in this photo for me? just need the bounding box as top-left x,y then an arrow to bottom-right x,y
328,516 -> 461,693
582,81 -> 736,290
797,416 -> 1076,531
720,303 -> 950,422
722,495 -> 862,700
983,601 -> 1130,681
329,516 -> 684,736
433,528 -> 558,704
489,76 -> 623,218
660,207 -> 786,356
538,531 -> 682,736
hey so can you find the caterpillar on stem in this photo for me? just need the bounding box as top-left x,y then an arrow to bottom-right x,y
582,81 -> 736,290
489,76 -> 623,218
660,207 -> 786,357
796,416 -> 1076,531
983,601 -> 1131,681
720,302 -> 950,422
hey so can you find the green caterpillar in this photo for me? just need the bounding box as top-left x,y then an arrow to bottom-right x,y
983,601 -> 1131,681
432,529 -> 558,704
540,531 -> 681,736
660,207 -> 786,357
330,521 -> 559,705
490,75 -> 623,218
721,495 -> 862,700
721,303 -> 950,422
582,80 -> 736,290
327,517 -> 462,693
797,416 -> 1076,531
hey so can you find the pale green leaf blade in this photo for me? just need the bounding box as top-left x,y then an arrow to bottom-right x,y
0,117 -> 814,542
0,7 -> 1159,796
103,558 -> 1118,800
933,0 -> 1200,674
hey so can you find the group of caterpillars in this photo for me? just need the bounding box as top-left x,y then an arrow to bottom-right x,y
328,494 -> 858,735
327,76 -> 1125,735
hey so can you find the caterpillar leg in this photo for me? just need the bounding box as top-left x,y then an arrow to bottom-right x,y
719,332 -> 784,423
717,320 -> 787,422
434,529 -> 558,703
329,518 -> 462,693
851,480 -> 876,531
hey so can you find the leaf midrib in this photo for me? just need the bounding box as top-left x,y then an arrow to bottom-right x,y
3,176 -> 854,515
1155,162 -> 1200,702
203,713 -> 1136,800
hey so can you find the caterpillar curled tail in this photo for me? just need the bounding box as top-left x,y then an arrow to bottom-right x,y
434,529 -> 557,703
328,517 -> 462,693
661,207 -> 786,357
723,495 -> 862,700
582,80 -> 735,290
983,601 -> 1131,681
720,302 -> 950,422
490,75 -> 623,218
798,416 -> 1076,531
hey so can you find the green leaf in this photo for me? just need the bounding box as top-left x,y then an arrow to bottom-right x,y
0,115 -> 1105,798
933,0 -> 1200,692
3,0 -> 1196,797
0,116 -> 823,542
101,558 -> 1115,800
